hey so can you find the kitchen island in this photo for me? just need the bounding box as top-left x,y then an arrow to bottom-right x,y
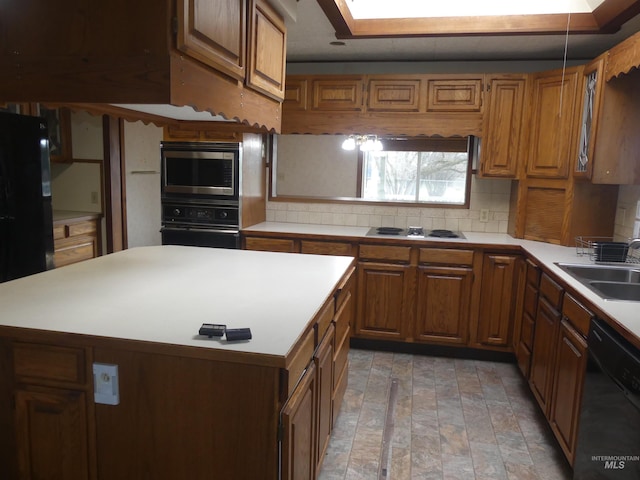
0,246 -> 355,480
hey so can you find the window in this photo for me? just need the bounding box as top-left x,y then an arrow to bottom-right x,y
359,137 -> 472,206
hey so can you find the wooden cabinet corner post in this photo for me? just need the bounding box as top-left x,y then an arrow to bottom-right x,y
103,115 -> 127,253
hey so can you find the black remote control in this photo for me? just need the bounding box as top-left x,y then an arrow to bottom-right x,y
225,328 -> 252,341
199,324 -> 226,338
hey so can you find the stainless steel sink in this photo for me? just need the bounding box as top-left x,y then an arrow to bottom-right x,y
555,263 -> 640,301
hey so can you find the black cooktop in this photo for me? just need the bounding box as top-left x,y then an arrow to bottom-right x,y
367,227 -> 465,239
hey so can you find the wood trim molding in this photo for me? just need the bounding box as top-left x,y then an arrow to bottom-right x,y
102,116 -> 126,253
317,0 -> 640,38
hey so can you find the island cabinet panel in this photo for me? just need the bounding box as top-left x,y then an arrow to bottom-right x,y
15,387 -> 92,480
415,266 -> 473,345
9,341 -> 95,480
525,67 -> 582,179
281,362 -> 317,480
479,75 -> 526,178
474,254 -> 519,349
315,324 -> 334,474
426,77 -> 483,112
93,348 -> 281,480
332,268 -> 354,426
177,0 -> 246,81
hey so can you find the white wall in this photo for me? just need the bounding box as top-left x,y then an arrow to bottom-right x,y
614,185 -> 640,240
123,120 -> 163,247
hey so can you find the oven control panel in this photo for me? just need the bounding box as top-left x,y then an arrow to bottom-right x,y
162,203 -> 239,227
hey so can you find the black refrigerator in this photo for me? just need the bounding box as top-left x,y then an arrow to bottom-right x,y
0,111 -> 54,283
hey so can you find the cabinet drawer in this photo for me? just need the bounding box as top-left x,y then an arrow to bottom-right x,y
332,358 -> 348,426
359,244 -> 411,263
67,221 -> 96,237
334,290 -> 352,349
426,78 -> 482,112
301,240 -> 353,256
333,325 -> 349,390
285,328 -> 315,397
244,237 -> 297,253
524,282 -> 539,317
53,224 -> 66,240
419,248 -> 474,266
13,343 -> 86,386
54,240 -> 95,268
521,314 -> 535,350
316,298 -> 335,346
539,274 -> 563,309
562,294 -> 592,338
367,79 -> 421,112
335,267 -> 355,310
526,260 -> 541,285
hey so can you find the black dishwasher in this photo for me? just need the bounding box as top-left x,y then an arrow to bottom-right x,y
574,318 -> 640,479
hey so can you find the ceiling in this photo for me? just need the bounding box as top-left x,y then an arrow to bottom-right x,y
285,0 -> 640,64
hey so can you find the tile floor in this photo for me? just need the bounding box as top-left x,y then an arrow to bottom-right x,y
318,349 -> 573,480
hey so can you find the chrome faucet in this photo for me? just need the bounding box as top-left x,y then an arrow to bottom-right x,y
629,238 -> 640,250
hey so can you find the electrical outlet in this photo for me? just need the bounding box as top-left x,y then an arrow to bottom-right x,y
93,363 -> 119,405
91,191 -> 99,204
479,209 -> 489,222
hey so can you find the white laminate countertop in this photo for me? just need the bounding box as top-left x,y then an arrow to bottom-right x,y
244,222 -> 640,344
0,246 -> 354,362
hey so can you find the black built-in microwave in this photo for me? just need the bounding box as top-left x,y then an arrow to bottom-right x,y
161,142 -> 240,201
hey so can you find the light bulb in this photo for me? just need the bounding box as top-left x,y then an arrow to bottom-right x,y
342,137 -> 356,150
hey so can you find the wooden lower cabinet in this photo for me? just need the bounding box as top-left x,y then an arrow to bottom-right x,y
415,266 -> 472,345
475,254 -> 519,348
356,261 -> 413,339
281,362 -> 317,480
549,319 -> 587,466
315,325 -> 334,473
515,260 -> 541,377
15,387 -> 92,480
53,216 -> 100,268
529,296 -> 561,413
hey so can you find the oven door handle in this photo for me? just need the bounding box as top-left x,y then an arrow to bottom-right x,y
161,226 -> 239,235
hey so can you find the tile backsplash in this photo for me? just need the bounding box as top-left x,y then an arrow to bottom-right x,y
266,176 -> 512,233
614,185 -> 640,241
268,179 -> 640,239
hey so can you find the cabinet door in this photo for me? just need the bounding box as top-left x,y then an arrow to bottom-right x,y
426,77 -> 483,112
477,254 -> 518,348
315,325 -> 334,473
367,78 -> 421,112
356,262 -> 413,339
281,363 -> 316,480
311,77 -> 364,111
574,57 -> 604,179
176,0 -> 246,81
529,297 -> 560,414
480,76 -> 526,177
549,320 -> 587,466
247,0 -> 286,101
526,67 -> 581,179
415,266 -> 473,345
15,387 -> 91,480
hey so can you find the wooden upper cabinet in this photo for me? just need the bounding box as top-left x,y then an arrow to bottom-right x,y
284,77 -> 309,111
311,77 -> 364,111
574,57 -> 605,179
176,0 -> 246,81
426,77 -> 483,112
479,75 -> 526,178
525,67 -> 582,179
247,0 -> 287,101
367,79 -> 421,112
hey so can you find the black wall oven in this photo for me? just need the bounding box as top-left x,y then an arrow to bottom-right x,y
160,142 -> 241,249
